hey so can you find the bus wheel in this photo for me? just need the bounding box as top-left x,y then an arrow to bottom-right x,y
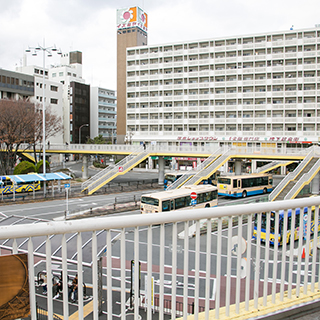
205,204 -> 210,208
263,188 -> 267,194
242,191 -> 247,198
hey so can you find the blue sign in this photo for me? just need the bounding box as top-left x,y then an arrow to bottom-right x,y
191,199 -> 197,205
303,213 -> 308,240
64,183 -> 70,189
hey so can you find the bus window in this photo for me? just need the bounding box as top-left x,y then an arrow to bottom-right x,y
162,200 -> 171,212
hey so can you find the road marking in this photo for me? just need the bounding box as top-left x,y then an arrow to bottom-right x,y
69,300 -> 94,319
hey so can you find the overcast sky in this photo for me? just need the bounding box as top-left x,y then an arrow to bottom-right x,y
1,0 -> 319,90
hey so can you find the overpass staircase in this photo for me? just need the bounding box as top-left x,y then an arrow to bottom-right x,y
269,147 -> 320,201
256,160 -> 295,173
82,146 -> 149,195
167,148 -> 230,190
183,149 -> 232,187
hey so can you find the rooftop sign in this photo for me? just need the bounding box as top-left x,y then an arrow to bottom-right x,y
117,7 -> 148,32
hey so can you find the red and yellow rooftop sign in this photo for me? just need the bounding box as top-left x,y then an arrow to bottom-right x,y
117,7 -> 148,32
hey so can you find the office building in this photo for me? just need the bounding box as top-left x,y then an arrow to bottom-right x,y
0,69 -> 34,100
90,87 -> 117,142
125,26 -> 320,151
117,6 -> 148,143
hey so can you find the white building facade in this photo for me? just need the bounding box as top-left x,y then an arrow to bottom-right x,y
16,65 -> 64,146
125,26 -> 320,151
90,87 -> 117,142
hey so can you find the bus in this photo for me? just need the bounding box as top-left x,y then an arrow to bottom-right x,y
252,207 -> 319,245
217,173 -> 272,198
140,185 -> 218,214
163,171 -> 220,190
0,176 -> 41,194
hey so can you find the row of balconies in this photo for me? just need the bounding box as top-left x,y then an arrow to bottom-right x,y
127,86 -> 318,96
128,37 -> 320,59
128,66 -> 318,80
126,126 -> 319,136
127,53 -> 318,70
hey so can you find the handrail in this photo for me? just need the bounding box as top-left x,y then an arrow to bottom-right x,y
285,157 -> 320,200
184,148 -> 231,186
269,149 -> 314,201
86,148 -> 148,194
82,146 -> 143,190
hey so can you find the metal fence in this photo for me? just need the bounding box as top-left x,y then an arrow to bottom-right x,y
2,196 -> 320,319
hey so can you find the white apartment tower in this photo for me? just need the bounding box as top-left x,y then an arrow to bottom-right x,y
126,26 -> 320,151
90,87 -> 117,142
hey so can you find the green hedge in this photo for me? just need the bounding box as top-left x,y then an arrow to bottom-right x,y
13,161 -> 36,175
36,160 -> 50,173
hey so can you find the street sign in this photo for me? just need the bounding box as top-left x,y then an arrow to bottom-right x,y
64,183 -> 70,189
191,199 -> 197,205
119,166 -> 124,172
190,192 -> 197,200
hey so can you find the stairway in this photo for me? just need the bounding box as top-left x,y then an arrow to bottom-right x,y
82,146 -> 149,195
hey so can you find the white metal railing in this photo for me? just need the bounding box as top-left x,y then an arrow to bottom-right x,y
269,147 -> 315,201
81,146 -> 143,190
285,158 -> 320,200
167,148 -> 223,190
184,149 -> 232,186
2,197 -> 320,319
83,147 -> 147,193
18,142 -> 313,159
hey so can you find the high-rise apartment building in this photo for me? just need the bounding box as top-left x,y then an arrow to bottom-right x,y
90,87 -> 117,142
125,26 -> 320,151
116,6 -> 148,143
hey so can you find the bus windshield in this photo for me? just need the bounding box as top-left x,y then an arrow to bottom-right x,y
218,177 -> 231,185
165,174 -> 178,183
255,212 -> 276,234
141,196 -> 159,206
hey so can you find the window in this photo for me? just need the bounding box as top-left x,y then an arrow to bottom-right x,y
52,73 -> 56,77
59,72 -> 63,76
50,98 -> 58,104
50,85 -> 58,92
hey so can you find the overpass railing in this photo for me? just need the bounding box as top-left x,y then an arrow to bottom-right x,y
2,196 -> 320,319
269,147 -> 315,201
284,157 -> 320,200
18,143 -> 312,157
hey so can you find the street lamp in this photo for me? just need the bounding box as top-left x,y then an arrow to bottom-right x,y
26,41 -> 62,180
79,124 -> 89,144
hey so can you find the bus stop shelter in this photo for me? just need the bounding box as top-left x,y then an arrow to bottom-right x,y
1,172 -> 71,201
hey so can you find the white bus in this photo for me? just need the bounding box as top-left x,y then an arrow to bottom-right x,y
140,185 -> 218,214
217,173 -> 273,198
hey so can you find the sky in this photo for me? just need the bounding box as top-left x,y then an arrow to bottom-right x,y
1,0 -> 319,90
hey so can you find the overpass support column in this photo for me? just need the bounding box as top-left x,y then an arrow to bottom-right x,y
82,155 -> 88,180
251,160 -> 257,173
281,165 -> 286,175
158,156 -> 165,185
311,172 -> 320,195
235,160 -> 242,175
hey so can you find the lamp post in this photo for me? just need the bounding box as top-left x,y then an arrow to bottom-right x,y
26,41 -> 62,183
79,124 -> 89,144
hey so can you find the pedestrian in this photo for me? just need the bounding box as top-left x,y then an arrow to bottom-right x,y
69,274 -> 78,302
53,273 -> 63,299
143,142 -> 146,150
47,141 -> 50,149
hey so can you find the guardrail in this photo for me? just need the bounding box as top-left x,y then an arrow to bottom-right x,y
2,196 -> 320,319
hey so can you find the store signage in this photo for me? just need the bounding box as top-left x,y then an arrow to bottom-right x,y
177,136 -> 306,142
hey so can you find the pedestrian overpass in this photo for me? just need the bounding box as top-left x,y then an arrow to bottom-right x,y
18,143 -> 320,197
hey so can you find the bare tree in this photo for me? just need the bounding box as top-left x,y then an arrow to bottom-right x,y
0,99 -> 62,175
32,103 -> 62,163
0,99 -> 35,174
